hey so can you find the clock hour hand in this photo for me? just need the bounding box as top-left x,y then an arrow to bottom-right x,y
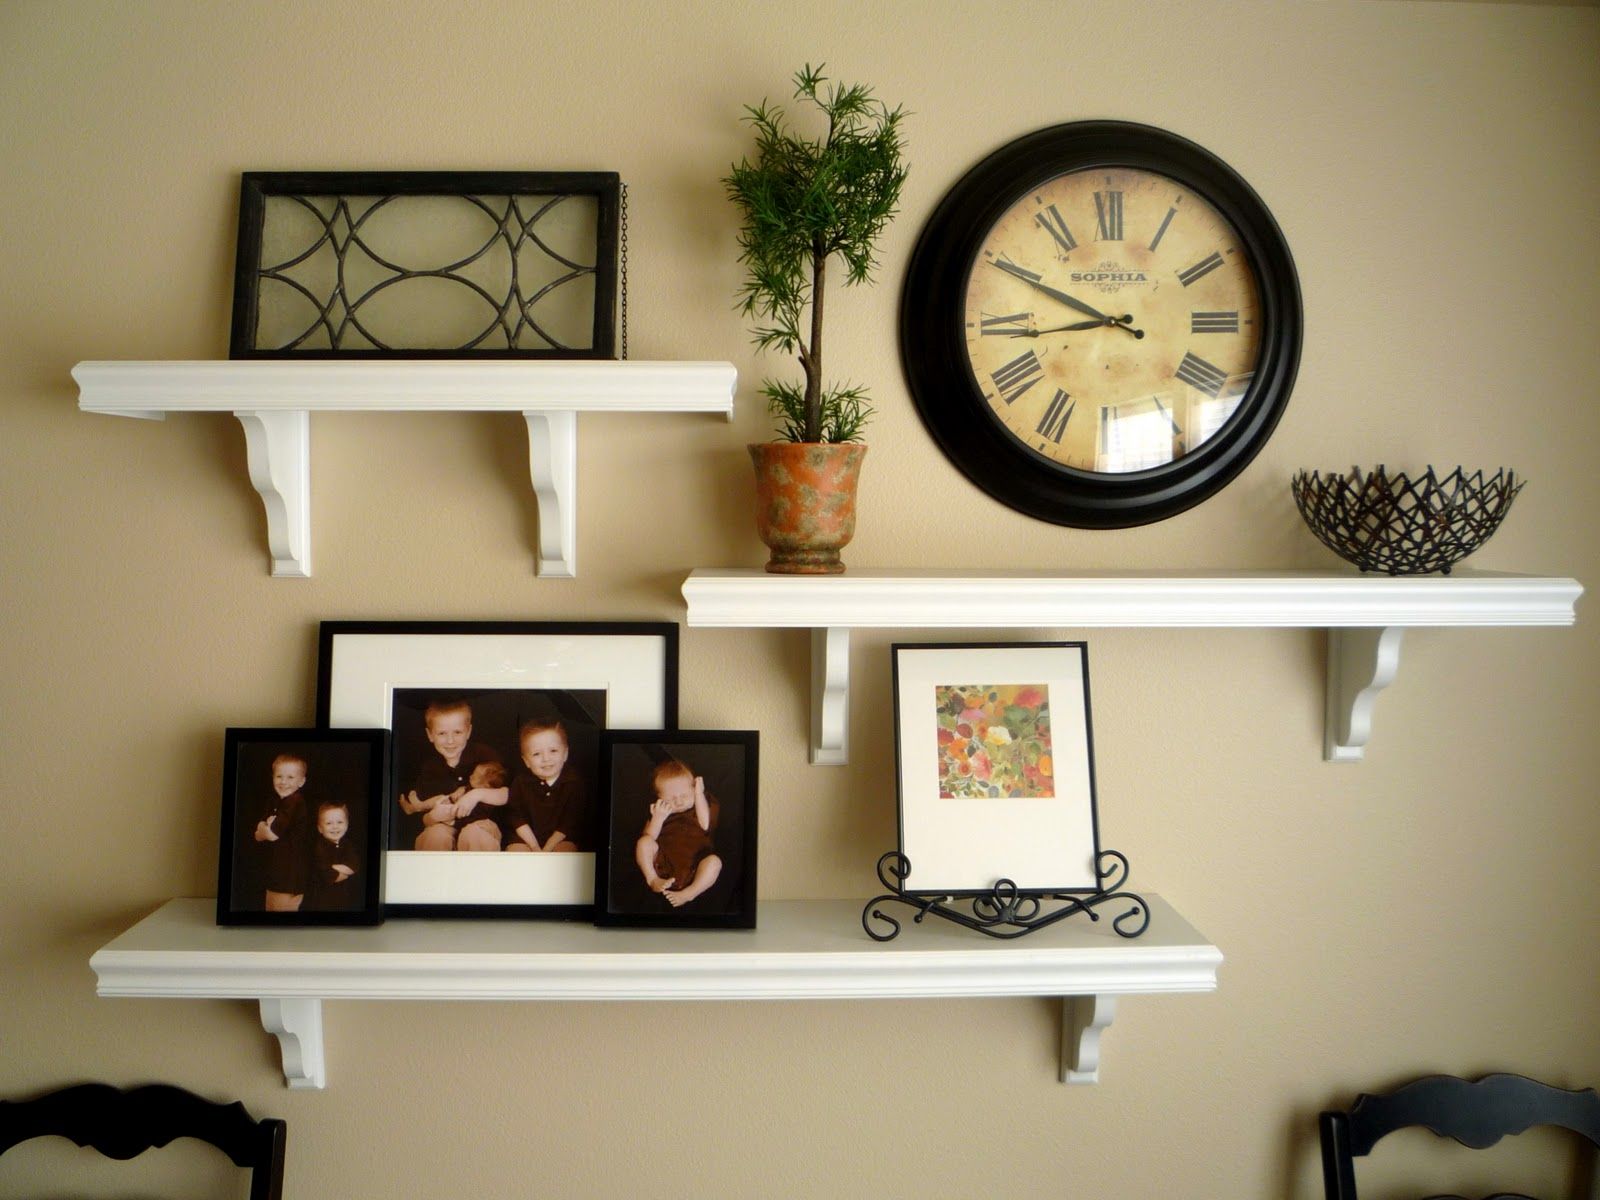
1014,318 -> 1114,337
991,258 -> 1145,338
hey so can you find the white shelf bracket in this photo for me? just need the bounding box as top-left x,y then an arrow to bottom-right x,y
258,997 -> 325,1090
234,409 -> 310,578
1325,626 -> 1405,762
1061,994 -> 1117,1084
524,410 -> 577,578
811,627 -> 850,765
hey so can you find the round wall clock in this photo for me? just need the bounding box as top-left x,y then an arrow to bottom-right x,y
900,122 -> 1301,528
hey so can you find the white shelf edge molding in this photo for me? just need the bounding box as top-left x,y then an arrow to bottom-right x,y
90,897 -> 1221,1089
74,360 -> 736,578
682,569 -> 1582,764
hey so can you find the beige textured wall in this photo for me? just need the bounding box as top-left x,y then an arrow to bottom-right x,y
3,1 -> 1598,1196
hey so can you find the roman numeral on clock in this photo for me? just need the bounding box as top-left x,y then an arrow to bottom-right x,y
1035,204 -> 1077,254
1149,206 -> 1177,251
991,350 -> 1043,405
1178,251 -> 1225,287
1094,190 -> 1124,241
1191,310 -> 1240,333
980,311 -> 1033,336
1175,351 -> 1228,398
1035,389 -> 1075,443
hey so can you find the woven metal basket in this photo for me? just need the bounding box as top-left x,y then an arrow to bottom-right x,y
1290,465 -> 1524,576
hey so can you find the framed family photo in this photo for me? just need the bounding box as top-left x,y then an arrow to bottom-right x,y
316,621 -> 678,918
217,727 -> 388,926
892,642 -> 1102,896
594,730 -> 759,929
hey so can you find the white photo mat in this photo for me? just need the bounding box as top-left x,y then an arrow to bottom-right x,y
893,642 -> 1099,893
320,625 -> 674,909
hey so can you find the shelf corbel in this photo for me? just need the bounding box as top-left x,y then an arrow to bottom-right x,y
1062,994 -> 1116,1085
258,997 -> 325,1090
234,409 -> 311,578
811,627 -> 850,765
1324,627 -> 1405,762
524,410 -> 577,578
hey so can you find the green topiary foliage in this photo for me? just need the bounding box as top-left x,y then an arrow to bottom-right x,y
725,65 -> 908,444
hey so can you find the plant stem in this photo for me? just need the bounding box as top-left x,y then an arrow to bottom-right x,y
806,236 -> 826,442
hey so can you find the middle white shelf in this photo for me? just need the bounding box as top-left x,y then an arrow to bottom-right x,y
681,568 -> 1582,764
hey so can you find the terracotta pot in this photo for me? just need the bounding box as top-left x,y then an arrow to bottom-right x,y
748,442 -> 867,574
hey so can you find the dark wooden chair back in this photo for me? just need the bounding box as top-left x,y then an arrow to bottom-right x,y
1319,1073 -> 1600,1200
0,1082 -> 285,1200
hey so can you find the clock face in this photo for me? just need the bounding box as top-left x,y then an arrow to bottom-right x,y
900,122 -> 1302,528
962,167 -> 1264,476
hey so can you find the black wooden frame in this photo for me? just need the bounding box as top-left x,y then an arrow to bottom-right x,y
216,726 -> 389,927
230,170 -> 620,359
315,620 -> 679,920
899,121 -> 1302,528
593,729 -> 760,930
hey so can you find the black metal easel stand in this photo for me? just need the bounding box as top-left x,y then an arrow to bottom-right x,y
860,849 -> 1149,941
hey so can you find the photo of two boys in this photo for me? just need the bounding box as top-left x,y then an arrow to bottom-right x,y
227,739 -> 376,916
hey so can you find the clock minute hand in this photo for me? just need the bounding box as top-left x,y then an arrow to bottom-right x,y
991,259 -> 1144,338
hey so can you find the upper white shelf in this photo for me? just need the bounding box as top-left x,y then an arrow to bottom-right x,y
91,895 -> 1220,1089
74,359 -> 737,578
681,568 -> 1583,763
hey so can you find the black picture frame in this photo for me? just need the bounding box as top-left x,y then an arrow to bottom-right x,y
594,730 -> 759,930
891,642 -> 1102,897
316,621 -> 678,919
217,727 -> 388,926
230,170 -> 620,359
899,121 -> 1302,528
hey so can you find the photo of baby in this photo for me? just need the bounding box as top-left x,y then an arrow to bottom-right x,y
218,728 -> 388,926
596,731 -> 758,929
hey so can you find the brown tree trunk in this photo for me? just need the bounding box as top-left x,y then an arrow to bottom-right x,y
804,243 -> 826,442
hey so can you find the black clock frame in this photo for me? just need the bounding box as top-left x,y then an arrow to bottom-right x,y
900,121 -> 1302,528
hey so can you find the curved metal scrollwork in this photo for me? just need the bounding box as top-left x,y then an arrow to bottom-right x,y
861,850 -> 1148,942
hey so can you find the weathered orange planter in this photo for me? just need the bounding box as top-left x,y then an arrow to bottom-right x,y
749,442 -> 867,574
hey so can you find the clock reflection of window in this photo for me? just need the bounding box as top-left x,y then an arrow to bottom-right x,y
1096,396 -> 1179,472
1095,384 -> 1248,473
1190,387 -> 1245,448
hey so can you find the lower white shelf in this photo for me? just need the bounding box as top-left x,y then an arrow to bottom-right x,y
91,896 -> 1221,1090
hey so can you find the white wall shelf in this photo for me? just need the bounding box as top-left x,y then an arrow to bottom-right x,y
90,895 -> 1220,1090
681,568 -> 1583,764
74,360 -> 737,579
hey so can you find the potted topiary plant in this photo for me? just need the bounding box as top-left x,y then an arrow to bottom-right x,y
725,64 -> 908,574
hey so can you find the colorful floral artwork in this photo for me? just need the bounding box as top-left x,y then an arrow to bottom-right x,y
934,684 -> 1054,799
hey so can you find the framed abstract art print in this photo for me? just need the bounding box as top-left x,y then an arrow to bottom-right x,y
891,642 -> 1101,896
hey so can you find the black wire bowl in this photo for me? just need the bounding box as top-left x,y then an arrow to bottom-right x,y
1291,466 -> 1525,576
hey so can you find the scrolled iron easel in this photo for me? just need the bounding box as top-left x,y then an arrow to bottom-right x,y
860,849 -> 1148,941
